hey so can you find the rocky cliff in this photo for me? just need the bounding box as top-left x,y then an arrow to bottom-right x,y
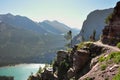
73,8 -> 113,45
101,1 -> 120,46
28,41 -> 120,80
28,1 -> 120,80
0,76 -> 14,80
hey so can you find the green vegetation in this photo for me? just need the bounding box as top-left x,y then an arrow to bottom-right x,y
106,52 -> 120,64
98,52 -> 120,64
67,48 -> 72,53
105,13 -> 113,24
64,30 -> 72,48
100,64 -> 107,70
99,52 -> 120,71
84,77 -> 93,80
37,67 -> 43,74
90,30 -> 96,41
112,68 -> 120,80
99,56 -> 106,62
0,23 -> 67,64
117,42 -> 120,49
77,41 -> 93,50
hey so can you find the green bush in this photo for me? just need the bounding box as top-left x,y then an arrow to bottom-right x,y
99,56 -> 106,62
77,42 -> 85,50
84,77 -> 92,80
117,42 -> 120,49
100,64 -> 107,71
105,13 -> 113,24
67,48 -> 72,53
77,41 -> 93,50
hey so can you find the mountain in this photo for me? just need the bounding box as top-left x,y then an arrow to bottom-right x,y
39,20 -> 71,34
0,13 -> 79,66
0,21 -> 67,66
73,8 -> 113,44
0,13 -> 47,34
0,13 -> 78,35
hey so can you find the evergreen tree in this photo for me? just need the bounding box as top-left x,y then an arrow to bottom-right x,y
64,30 -> 72,48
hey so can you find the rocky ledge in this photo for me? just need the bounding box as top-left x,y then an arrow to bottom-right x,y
0,76 -> 14,80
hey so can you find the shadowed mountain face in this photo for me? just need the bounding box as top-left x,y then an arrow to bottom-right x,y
0,21 -> 67,66
0,13 -> 80,66
73,8 -> 113,45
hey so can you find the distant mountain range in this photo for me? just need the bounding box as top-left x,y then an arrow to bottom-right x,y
73,8 -> 113,44
0,13 -> 79,66
0,13 -> 79,35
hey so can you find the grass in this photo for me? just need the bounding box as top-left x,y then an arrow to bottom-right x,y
117,42 -> 120,49
77,41 -> 93,50
100,64 -> 107,71
99,56 -> 106,62
112,68 -> 120,80
98,52 -> 120,71
84,77 -> 92,80
98,52 -> 120,64
106,52 -> 120,64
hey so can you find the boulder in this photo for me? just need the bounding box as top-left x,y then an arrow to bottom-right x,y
73,50 -> 90,72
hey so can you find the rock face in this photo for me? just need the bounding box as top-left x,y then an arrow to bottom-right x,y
0,76 -> 14,80
73,50 -> 89,73
52,42 -> 105,80
73,8 -> 113,45
101,1 -> 120,45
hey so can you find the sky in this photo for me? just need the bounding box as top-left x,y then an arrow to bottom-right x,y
0,0 -> 120,29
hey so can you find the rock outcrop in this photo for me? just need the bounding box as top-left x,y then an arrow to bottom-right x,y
101,1 -> 120,45
52,42 -> 105,80
0,76 -> 14,80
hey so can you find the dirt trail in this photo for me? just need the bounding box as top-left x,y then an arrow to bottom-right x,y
94,41 -> 120,52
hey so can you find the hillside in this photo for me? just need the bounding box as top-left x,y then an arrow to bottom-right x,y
0,13 -> 80,66
0,21 -> 66,66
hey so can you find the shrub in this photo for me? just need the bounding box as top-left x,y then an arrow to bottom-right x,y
77,41 -> 93,50
105,13 -> 113,24
67,48 -> 72,53
100,64 -> 107,70
37,67 -> 43,74
117,42 -> 120,49
99,56 -> 106,62
77,42 -> 85,50
84,77 -> 93,80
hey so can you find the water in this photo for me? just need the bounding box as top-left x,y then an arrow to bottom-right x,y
0,64 -> 45,80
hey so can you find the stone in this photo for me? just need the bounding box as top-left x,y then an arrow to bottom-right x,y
73,50 -> 90,72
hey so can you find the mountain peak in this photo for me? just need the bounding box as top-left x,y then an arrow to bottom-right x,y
5,13 -> 14,17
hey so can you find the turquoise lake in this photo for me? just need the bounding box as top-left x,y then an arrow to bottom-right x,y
0,64 -> 45,80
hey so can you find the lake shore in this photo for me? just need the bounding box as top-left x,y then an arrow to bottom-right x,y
0,63 -> 45,80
